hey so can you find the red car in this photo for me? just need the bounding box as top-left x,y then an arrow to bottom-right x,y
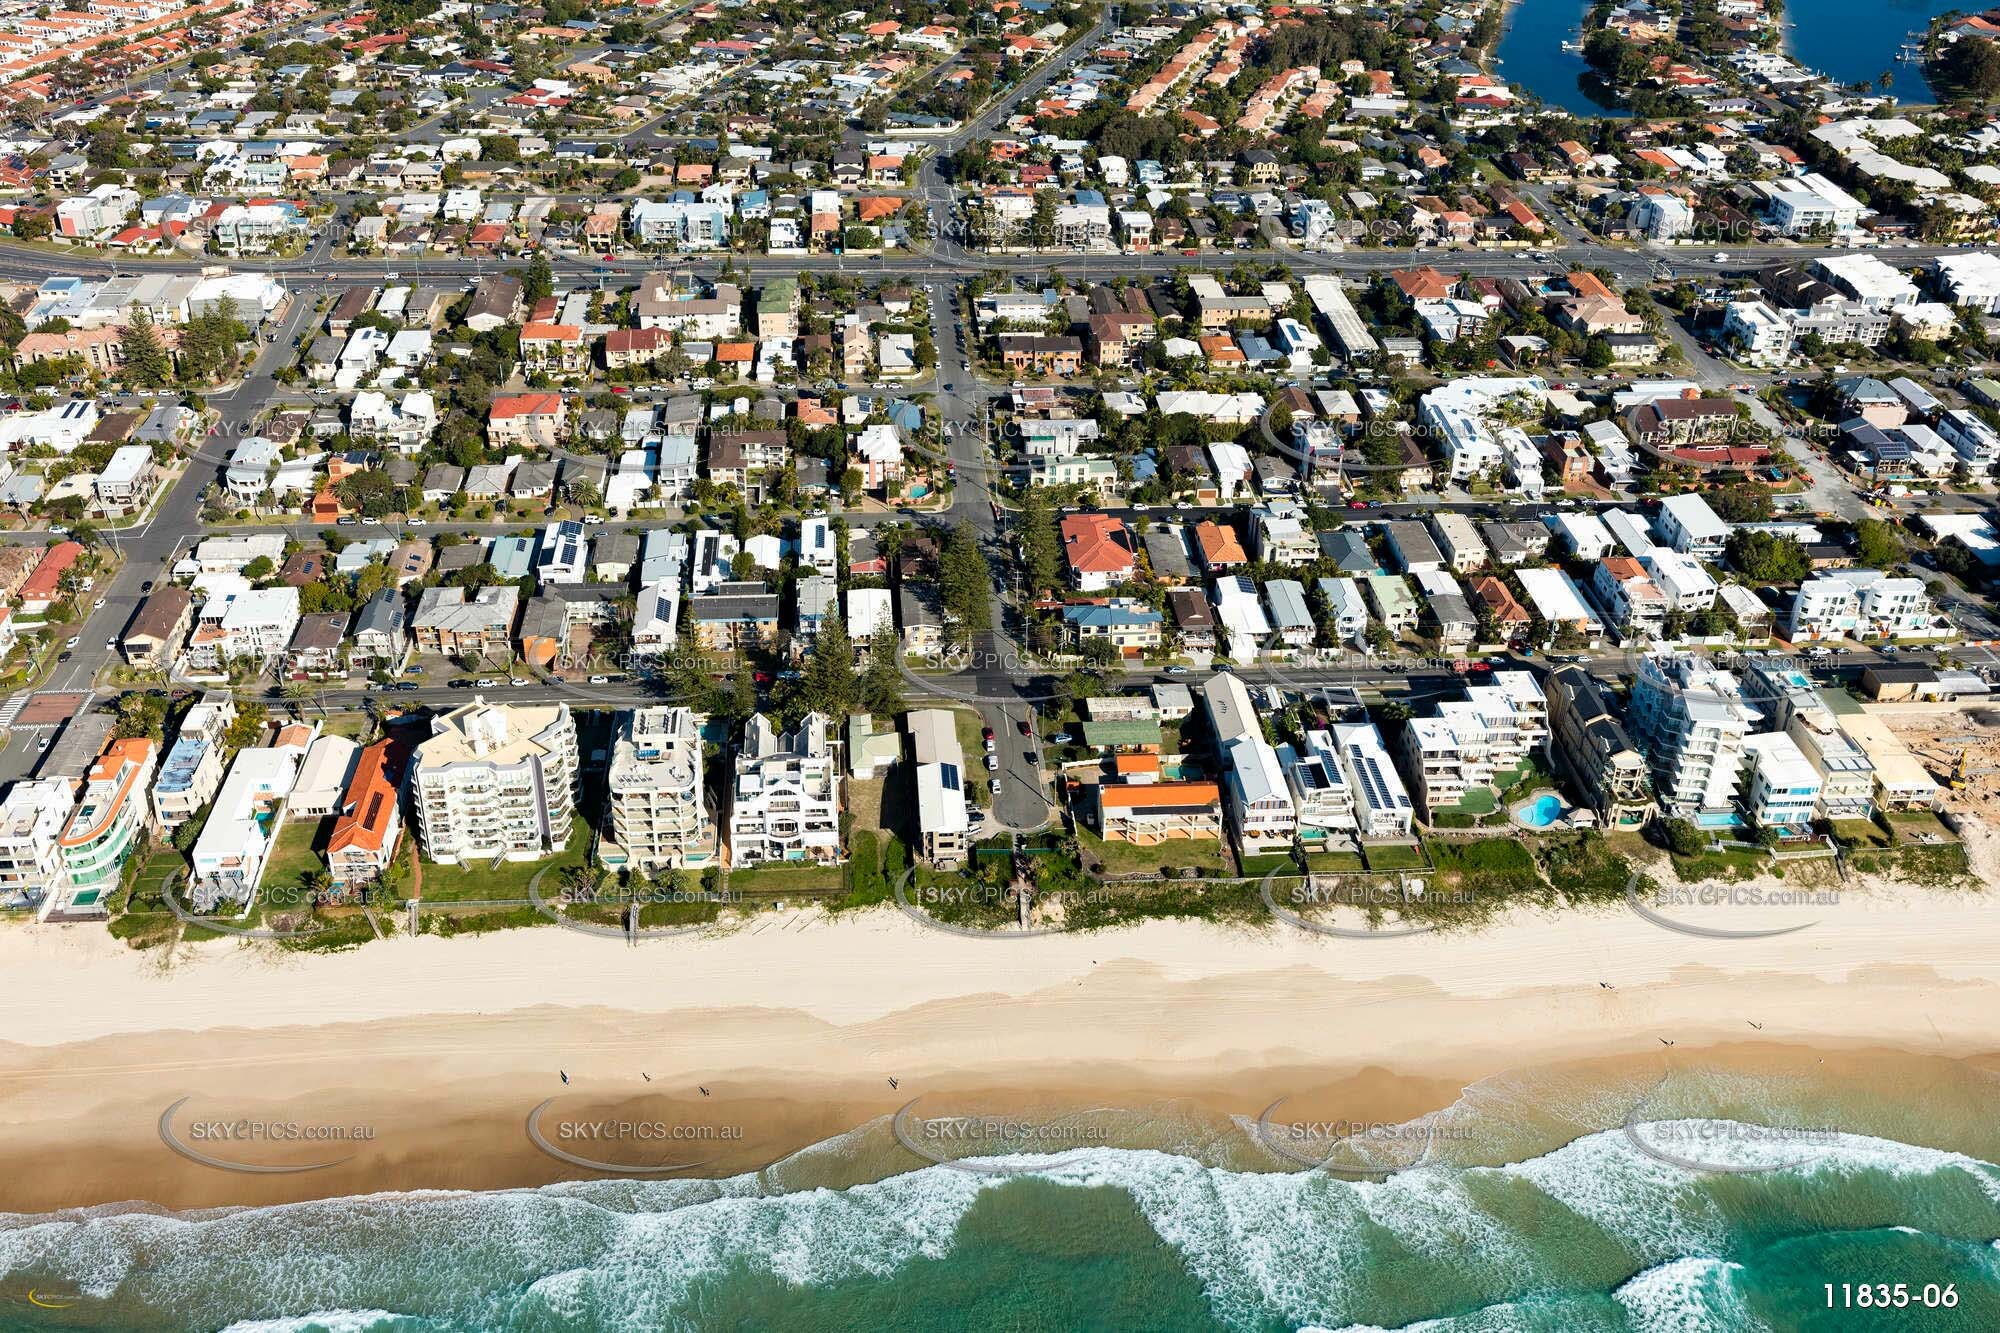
1347,500 -> 1367,510
1019,720 -> 1032,737
981,725 -> 995,741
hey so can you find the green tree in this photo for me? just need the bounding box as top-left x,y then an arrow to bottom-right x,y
938,521 -> 991,649
521,252 -> 555,306
1853,518 -> 1905,569
119,307 -> 172,387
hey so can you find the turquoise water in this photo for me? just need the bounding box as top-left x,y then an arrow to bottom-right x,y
1520,794 -> 1565,828
3,1127 -> 1996,1329
1497,0 -> 1958,112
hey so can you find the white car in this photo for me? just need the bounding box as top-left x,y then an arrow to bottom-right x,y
64,636 -> 78,649
510,677 -> 533,688
407,518 -> 427,527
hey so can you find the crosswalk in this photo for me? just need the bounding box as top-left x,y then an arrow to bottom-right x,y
0,692 -> 29,730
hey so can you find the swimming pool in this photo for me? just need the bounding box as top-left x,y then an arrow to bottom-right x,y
1518,794 -> 1564,829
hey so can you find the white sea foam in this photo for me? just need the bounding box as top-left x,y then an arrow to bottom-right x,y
1613,1257 -> 1768,1333
0,1124 -> 1992,1332
218,1313 -> 427,1333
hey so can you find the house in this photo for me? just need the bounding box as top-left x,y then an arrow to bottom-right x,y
327,739 -> 406,894
411,585 -> 520,659
1060,513 -> 1136,592
122,586 -> 193,667
728,712 -> 842,867
488,393 -> 566,449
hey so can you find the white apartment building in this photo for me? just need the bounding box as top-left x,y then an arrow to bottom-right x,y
183,586 -> 302,672
1723,299 -> 1793,366
1642,549 -> 1718,612
1739,732 -> 1823,834
729,712 -> 843,867
1745,661 -> 1877,820
1654,493 -> 1728,558
1930,251 -> 2000,313
1627,653 -> 1759,821
1786,571 -> 1938,642
1279,729 -> 1358,843
411,699 -> 580,864
1200,671 -> 1297,854
0,779 -> 76,906
1396,672 -> 1548,819
1333,721 -> 1416,840
604,706 -> 715,872
1430,512 -> 1489,573
189,745 -> 305,911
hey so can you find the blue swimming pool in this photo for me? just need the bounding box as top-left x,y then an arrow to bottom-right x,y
1519,795 -> 1564,829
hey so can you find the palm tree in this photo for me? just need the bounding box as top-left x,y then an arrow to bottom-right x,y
296,868 -> 329,907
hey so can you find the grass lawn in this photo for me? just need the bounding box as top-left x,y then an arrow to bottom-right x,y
1670,845 -> 1768,883
1886,809 -> 1957,843
416,815 -> 592,902
1077,828 -> 1232,877
263,816 -> 329,887
1305,850 -> 1367,874
1362,843 -> 1428,872
319,714 -> 376,740
1829,818 -> 1889,848
1449,788 -> 1498,816
952,708 -> 992,807
1238,851 -> 1297,877
727,860 -> 847,894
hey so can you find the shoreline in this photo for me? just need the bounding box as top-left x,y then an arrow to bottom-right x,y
6,874 -> 2000,1213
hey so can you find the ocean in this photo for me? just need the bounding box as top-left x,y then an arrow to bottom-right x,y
3,1062 -> 1998,1332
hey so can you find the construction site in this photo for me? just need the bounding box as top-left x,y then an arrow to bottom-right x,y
1883,706 -> 2000,827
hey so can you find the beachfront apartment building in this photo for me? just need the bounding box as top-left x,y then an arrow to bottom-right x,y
189,744 -> 306,911
1394,672 -> 1549,820
1332,722 -> 1416,840
0,779 -> 77,907
1738,733 -> 1824,835
603,707 -> 715,872
908,709 -> 970,870
1278,729 -> 1359,844
1200,671 -> 1297,854
153,726 -> 227,834
56,737 -> 156,911
1626,652 -> 1758,822
1740,661 -> 1874,820
1546,665 -> 1655,830
728,712 -> 843,868
410,699 -> 580,864
327,739 -> 405,896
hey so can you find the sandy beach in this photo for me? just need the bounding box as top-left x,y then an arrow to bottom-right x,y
4,847 -> 2000,1214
